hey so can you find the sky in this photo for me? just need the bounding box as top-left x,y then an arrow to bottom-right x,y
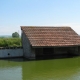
0,0 -> 80,35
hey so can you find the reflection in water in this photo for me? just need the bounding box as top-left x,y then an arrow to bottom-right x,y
0,57 -> 80,80
0,67 -> 22,80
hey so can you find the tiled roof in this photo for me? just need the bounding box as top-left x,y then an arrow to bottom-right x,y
21,26 -> 80,47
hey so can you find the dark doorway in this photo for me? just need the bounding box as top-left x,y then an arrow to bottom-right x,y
43,48 -> 54,55
35,48 -> 54,59
35,48 -> 43,57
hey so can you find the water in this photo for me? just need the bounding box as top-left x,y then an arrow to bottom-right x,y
0,57 -> 80,80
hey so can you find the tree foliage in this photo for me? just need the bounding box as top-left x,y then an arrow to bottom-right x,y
12,32 -> 19,38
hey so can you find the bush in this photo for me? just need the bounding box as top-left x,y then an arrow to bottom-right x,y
0,38 -> 22,47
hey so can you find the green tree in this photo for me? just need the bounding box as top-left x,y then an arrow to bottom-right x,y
12,32 -> 19,38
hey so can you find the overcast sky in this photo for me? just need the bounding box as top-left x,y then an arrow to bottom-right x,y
0,0 -> 80,35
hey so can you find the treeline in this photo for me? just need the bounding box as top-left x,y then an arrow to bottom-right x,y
0,38 -> 22,47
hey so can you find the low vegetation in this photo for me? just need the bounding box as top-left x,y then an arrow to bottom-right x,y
0,38 -> 22,47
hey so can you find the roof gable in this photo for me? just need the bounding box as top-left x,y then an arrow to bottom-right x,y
21,26 -> 80,47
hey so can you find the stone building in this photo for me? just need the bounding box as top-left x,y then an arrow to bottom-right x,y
21,26 -> 80,59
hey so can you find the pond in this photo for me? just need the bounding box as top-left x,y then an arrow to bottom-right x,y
0,57 -> 80,80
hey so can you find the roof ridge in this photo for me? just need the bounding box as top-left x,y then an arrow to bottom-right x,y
21,26 -> 70,28
21,26 -> 71,30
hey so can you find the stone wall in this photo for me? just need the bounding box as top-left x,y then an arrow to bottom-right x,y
21,31 -> 35,59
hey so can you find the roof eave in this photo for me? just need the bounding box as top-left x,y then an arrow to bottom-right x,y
32,45 -> 80,48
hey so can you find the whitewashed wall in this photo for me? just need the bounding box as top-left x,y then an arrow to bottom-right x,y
0,48 -> 23,58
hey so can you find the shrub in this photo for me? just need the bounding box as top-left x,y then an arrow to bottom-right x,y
0,38 -> 22,47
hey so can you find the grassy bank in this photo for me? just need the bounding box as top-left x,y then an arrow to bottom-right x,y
0,38 -> 22,47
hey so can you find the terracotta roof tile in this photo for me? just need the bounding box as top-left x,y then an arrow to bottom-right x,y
21,26 -> 80,47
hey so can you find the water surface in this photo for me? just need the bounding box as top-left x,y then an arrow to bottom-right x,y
0,57 -> 80,80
